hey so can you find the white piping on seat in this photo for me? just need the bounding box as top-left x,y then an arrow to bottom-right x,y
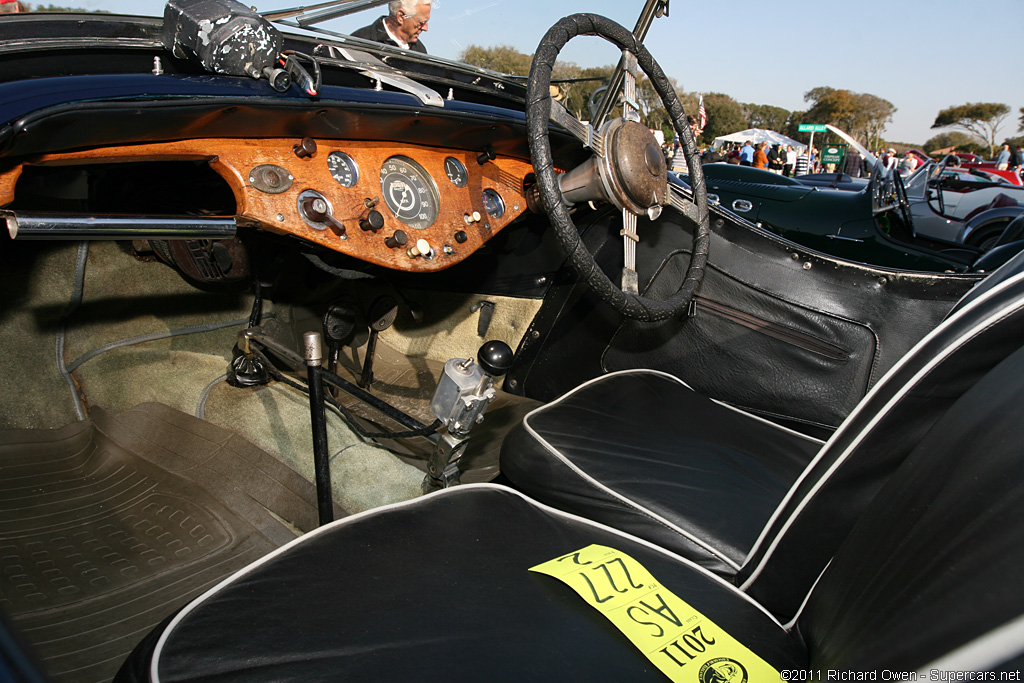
519,368 -> 821,574
150,483 -> 785,682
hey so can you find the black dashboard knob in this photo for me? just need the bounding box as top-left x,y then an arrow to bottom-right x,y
293,137 -> 317,158
476,148 -> 496,166
360,210 -> 385,232
385,230 -> 408,249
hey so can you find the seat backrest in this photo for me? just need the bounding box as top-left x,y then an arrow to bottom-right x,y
798,344 -> 1024,670
737,268 -> 1024,617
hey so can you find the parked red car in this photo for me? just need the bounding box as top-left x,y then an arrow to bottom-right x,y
944,153 -> 1021,187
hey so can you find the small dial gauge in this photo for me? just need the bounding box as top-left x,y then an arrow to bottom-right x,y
379,155 -> 440,230
444,156 -> 468,187
327,151 -> 359,187
482,188 -> 505,219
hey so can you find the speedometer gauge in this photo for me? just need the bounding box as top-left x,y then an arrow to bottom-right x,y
327,151 -> 359,187
379,156 -> 439,230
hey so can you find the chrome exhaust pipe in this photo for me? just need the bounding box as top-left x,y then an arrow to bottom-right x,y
4,212 -> 237,240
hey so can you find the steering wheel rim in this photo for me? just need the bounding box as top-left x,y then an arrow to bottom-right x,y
525,13 -> 710,322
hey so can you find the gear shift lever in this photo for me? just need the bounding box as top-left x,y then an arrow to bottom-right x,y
424,340 -> 513,491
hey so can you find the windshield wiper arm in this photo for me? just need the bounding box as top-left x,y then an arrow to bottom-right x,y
262,0 -> 389,26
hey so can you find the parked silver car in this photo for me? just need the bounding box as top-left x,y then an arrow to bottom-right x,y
904,160 -> 1024,248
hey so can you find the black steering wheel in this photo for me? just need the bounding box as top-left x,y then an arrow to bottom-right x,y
525,13 -> 709,322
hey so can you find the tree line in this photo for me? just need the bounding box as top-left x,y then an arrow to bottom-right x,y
460,44 -> 1023,158
15,3 -> 107,10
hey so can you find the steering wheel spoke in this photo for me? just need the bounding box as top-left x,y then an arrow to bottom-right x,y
620,208 -> 640,294
619,51 -> 642,123
668,185 -> 703,224
549,101 -> 606,156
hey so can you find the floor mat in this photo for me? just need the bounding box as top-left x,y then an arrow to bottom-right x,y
0,403 -> 331,683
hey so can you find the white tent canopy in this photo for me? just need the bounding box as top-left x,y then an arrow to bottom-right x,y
712,128 -> 806,151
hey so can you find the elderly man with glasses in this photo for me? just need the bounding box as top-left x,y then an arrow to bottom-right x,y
352,0 -> 431,53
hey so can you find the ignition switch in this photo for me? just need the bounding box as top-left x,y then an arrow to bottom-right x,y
298,190 -> 346,236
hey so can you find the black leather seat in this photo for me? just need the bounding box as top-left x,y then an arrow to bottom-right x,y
501,267 -> 1024,617
118,344 -> 1024,678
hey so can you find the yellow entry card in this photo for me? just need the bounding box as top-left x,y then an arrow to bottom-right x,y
530,544 -> 779,682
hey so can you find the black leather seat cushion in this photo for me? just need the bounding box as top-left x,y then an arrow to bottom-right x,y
500,370 -> 821,573
118,485 -> 805,682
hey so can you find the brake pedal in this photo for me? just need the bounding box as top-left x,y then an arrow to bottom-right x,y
323,302 -> 359,397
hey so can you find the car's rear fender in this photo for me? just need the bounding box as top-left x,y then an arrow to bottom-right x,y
958,205 -> 1024,246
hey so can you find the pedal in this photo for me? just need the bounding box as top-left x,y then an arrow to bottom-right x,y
358,296 -> 399,390
323,302 -> 360,397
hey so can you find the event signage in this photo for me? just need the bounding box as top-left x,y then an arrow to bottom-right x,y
820,144 -> 847,168
798,124 -> 828,132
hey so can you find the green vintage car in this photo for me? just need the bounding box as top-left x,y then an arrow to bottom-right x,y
683,160 -> 1021,272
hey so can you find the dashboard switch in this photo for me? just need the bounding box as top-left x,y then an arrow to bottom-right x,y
360,210 -> 385,232
385,230 -> 408,249
476,148 -> 496,166
299,191 -> 346,236
293,137 -> 317,159
407,238 -> 433,259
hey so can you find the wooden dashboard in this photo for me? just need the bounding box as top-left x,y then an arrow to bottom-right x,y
0,138 -> 535,273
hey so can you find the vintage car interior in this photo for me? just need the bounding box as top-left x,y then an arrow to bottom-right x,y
1,1 -> 1022,681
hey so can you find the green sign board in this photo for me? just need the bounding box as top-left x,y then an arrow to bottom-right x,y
798,124 -> 828,132
820,144 -> 847,167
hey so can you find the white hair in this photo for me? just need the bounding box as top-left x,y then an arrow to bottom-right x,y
388,0 -> 428,17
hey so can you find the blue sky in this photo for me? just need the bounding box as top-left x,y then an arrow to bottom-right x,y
73,0 -> 1023,148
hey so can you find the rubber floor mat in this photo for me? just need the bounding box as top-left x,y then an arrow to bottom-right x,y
0,403 -> 333,683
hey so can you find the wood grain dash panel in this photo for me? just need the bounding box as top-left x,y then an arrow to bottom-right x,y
0,138 -> 535,273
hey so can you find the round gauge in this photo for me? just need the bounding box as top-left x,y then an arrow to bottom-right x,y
482,188 -> 505,219
327,151 -> 359,187
379,155 -> 440,230
444,156 -> 468,187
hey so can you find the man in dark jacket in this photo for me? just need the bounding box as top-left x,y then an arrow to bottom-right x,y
767,144 -> 785,174
352,0 -> 431,53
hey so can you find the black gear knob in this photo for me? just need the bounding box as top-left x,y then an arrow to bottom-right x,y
477,340 -> 513,377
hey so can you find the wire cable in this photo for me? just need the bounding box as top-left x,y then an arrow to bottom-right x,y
56,242 -> 90,421
196,373 -> 228,420
66,318 -> 250,374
